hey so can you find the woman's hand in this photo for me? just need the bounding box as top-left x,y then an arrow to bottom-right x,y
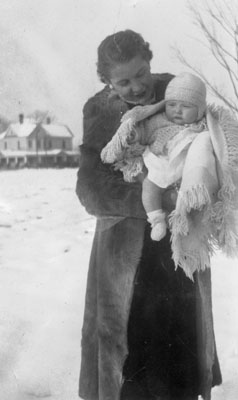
126,127 -> 140,144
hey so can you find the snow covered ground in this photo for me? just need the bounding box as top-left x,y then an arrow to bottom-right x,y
0,169 -> 237,400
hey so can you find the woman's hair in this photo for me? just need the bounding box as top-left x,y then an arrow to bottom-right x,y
97,29 -> 153,83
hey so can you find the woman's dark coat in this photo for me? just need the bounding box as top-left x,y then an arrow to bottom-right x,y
76,74 -> 222,400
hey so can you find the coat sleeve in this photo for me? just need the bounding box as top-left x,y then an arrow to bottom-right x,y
76,96 -> 147,219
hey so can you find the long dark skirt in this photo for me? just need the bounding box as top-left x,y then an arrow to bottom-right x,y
121,225 -> 222,400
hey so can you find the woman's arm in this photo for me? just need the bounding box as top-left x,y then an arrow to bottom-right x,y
76,96 -> 146,219
76,145 -> 146,218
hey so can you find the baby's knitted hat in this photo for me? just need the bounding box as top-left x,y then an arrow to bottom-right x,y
165,72 -> 207,120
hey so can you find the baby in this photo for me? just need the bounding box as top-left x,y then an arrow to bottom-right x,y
101,73 -> 208,241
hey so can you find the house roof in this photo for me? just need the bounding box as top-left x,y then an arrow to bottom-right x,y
42,124 -> 73,138
2,121 -> 73,139
7,122 -> 37,138
0,131 -> 7,139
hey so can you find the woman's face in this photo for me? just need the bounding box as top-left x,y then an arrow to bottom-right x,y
109,55 -> 154,105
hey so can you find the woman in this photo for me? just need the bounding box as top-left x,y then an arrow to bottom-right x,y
76,30 -> 222,400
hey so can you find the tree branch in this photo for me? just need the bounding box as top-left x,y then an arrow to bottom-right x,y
176,0 -> 238,114
176,48 -> 238,114
193,9 -> 237,64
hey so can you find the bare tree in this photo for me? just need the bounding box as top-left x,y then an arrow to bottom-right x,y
176,0 -> 238,114
27,110 -> 56,124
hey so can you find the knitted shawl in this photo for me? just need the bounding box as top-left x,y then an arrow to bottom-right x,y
170,105 -> 238,279
101,103 -> 238,279
101,101 -> 167,182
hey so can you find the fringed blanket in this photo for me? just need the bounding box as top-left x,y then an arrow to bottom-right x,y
170,105 -> 238,279
101,101 -> 167,182
101,103 -> 238,279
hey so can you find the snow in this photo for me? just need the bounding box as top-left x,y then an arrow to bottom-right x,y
0,169 -> 237,400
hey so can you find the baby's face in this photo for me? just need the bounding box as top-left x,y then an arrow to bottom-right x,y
165,101 -> 198,125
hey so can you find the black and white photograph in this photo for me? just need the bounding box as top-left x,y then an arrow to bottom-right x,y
0,1 -> 238,399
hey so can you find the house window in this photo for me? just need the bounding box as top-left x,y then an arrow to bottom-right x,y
28,140 -> 32,149
18,141 -> 21,150
4,141 -> 7,149
43,138 -> 52,150
62,140 -> 66,149
37,139 -> 41,149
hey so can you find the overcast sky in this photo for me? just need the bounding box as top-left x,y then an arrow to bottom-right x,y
0,0 -> 236,145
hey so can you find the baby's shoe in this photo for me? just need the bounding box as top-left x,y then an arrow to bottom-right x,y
147,209 -> 167,241
151,220 -> 167,241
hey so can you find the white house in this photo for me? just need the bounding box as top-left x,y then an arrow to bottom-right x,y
0,114 -> 79,168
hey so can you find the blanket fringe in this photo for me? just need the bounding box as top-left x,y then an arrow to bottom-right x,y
170,206 -> 216,279
170,171 -> 238,279
114,156 -> 144,182
210,170 -> 238,257
169,211 -> 189,236
172,244 -> 212,281
101,119 -> 135,164
180,184 -> 211,212
169,184 -> 211,235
